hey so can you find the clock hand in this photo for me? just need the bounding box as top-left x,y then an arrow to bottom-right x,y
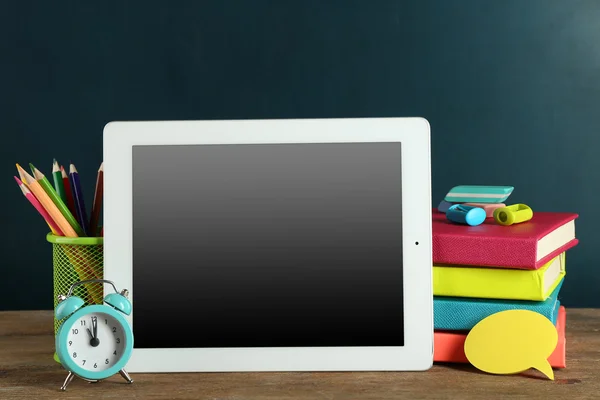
88,317 -> 100,347
86,328 -> 94,339
92,316 -> 98,339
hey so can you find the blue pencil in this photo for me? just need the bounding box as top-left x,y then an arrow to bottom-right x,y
69,163 -> 89,236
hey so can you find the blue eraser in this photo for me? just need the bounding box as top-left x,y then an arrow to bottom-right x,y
437,200 -> 454,213
446,204 -> 487,226
444,185 -> 514,204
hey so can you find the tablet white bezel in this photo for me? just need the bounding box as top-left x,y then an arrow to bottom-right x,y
103,117 -> 433,372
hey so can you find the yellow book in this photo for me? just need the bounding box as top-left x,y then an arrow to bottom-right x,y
433,252 -> 566,301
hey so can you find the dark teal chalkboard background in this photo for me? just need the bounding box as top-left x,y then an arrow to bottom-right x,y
1,1 -> 599,310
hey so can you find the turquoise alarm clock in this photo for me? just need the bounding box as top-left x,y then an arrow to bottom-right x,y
54,279 -> 134,391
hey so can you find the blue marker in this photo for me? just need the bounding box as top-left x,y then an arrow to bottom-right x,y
446,204 -> 487,226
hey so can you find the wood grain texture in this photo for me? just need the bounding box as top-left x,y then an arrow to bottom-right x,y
1,310 -> 599,399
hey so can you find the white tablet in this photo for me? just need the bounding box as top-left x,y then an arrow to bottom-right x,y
103,117 -> 433,372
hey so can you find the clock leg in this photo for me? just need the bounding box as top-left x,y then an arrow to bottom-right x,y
119,369 -> 134,384
60,371 -> 75,391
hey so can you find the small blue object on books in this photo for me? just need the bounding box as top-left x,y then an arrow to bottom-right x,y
446,204 -> 486,226
444,185 -> 514,203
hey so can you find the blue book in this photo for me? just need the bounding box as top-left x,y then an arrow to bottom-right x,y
434,277 -> 563,330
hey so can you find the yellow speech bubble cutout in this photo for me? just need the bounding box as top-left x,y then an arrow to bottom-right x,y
464,309 -> 558,380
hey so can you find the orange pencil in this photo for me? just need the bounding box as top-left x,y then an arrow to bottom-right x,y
14,176 -> 64,236
16,164 -> 78,237
89,162 -> 103,237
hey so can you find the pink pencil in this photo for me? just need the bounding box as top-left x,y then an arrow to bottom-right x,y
14,176 -> 65,236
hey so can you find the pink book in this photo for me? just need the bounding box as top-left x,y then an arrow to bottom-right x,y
432,210 -> 578,269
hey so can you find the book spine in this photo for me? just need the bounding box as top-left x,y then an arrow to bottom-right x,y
433,332 -> 566,368
433,298 -> 559,330
432,233 -> 538,269
432,266 -> 546,301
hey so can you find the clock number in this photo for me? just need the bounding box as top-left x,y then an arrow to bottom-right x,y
80,320 -> 85,326
82,360 -> 86,365
68,341 -> 72,346
116,338 -> 120,344
112,327 -> 117,333
105,319 -> 108,324
94,363 -> 98,369
105,359 -> 109,364
73,352 -> 77,358
113,350 -> 117,356
72,328 -> 78,334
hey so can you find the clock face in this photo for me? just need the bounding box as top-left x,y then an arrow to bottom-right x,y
65,311 -> 127,372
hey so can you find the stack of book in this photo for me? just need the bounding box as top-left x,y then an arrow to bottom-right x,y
431,209 -> 579,369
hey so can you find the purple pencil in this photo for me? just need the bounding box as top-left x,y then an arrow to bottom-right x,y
69,163 -> 90,236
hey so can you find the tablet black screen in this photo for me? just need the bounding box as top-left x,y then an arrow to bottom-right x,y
132,142 -> 403,348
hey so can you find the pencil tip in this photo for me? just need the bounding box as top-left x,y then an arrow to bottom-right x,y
99,162 -> 104,171
13,176 -> 21,185
16,165 -> 32,183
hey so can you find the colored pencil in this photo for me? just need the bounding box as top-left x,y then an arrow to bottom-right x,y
52,159 -> 67,205
17,164 -> 29,186
18,163 -> 99,303
61,165 -> 77,217
17,165 -> 78,237
69,163 -> 90,237
29,163 -> 85,237
89,162 -> 103,237
14,176 -> 64,236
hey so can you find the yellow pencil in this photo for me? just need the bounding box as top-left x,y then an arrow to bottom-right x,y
16,164 -> 29,187
17,164 -> 78,237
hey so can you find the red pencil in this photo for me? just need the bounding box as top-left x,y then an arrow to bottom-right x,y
61,165 -> 77,217
89,162 -> 103,237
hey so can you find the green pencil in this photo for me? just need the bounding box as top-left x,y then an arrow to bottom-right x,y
29,163 -> 85,237
52,159 -> 68,205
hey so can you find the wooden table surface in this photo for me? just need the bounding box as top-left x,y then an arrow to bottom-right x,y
1,310 -> 599,399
